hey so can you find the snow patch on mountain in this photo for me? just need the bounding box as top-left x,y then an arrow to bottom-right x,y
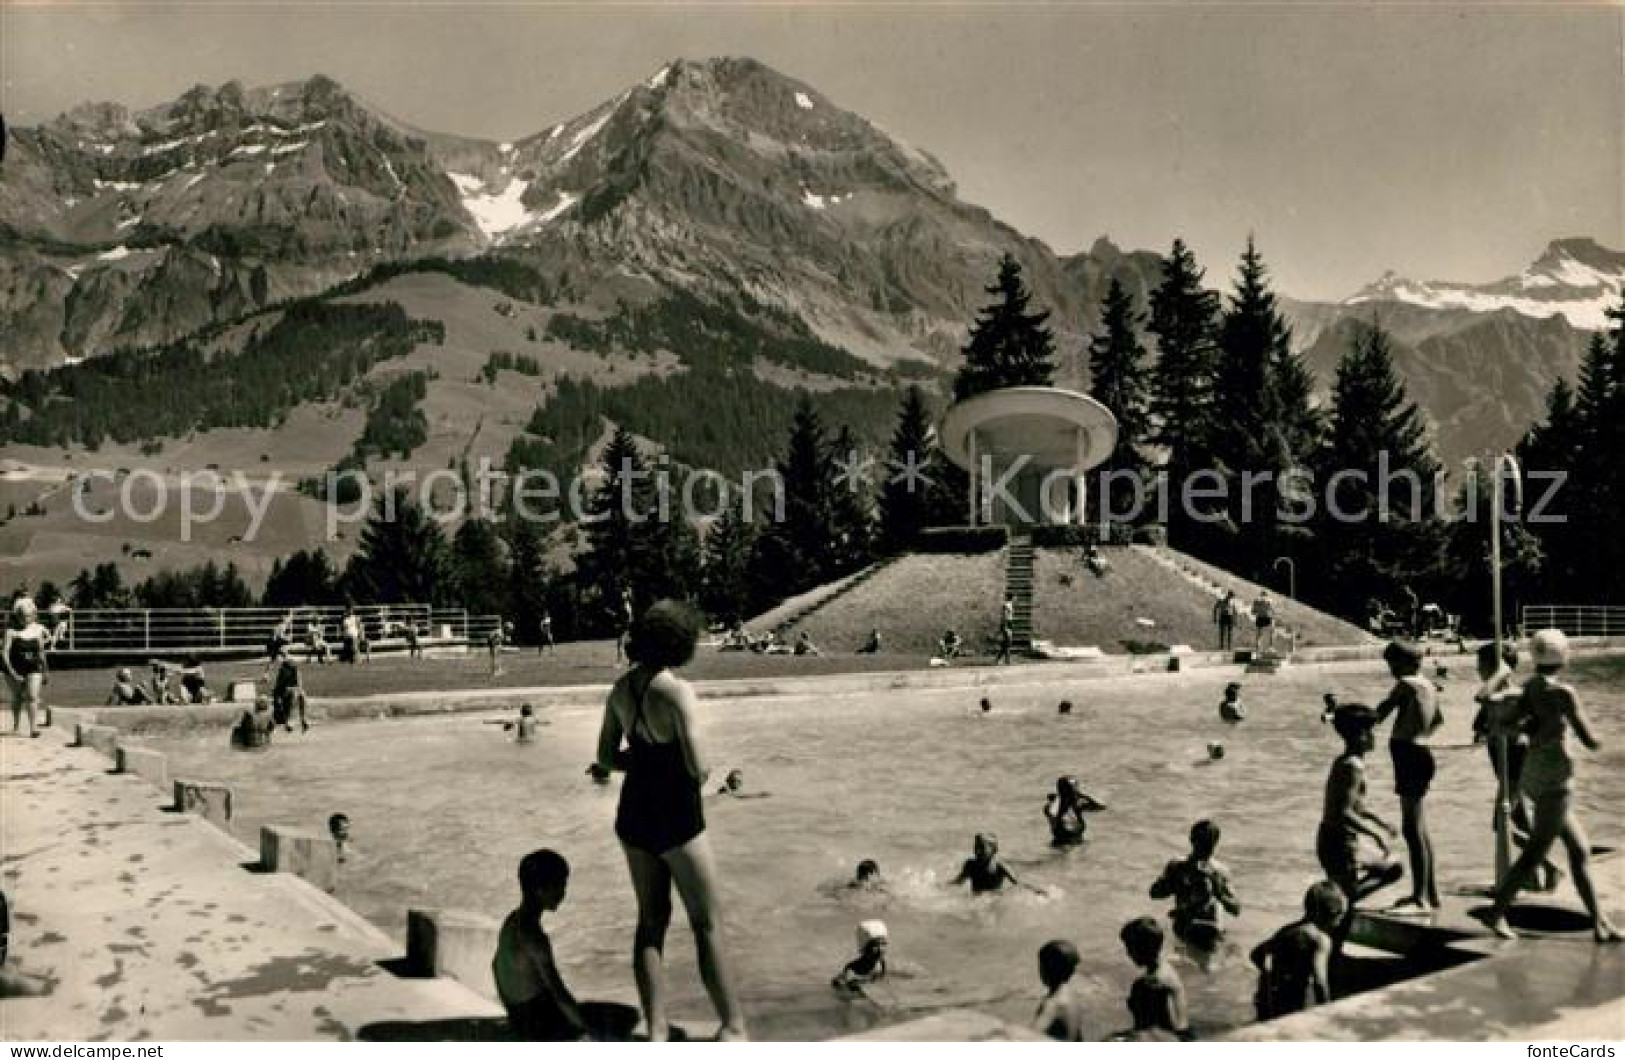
648,65 -> 671,90
795,92 -> 814,110
560,109 -> 614,164
1345,242 -> 1624,330
535,191 -> 578,224
454,175 -> 533,238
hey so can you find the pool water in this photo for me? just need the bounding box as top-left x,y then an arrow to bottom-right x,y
147,661 -> 1625,1040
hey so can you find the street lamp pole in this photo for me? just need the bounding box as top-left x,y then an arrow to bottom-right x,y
1273,556 -> 1296,602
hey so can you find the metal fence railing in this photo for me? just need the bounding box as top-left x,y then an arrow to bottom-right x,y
1520,605 -> 1625,639
45,603 -> 503,654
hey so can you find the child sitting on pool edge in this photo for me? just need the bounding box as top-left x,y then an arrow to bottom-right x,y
1032,939 -> 1086,1041
831,920 -> 889,992
1115,917 -> 1191,1041
1149,819 -> 1240,950
1250,880 -> 1346,1019
492,849 -> 639,1042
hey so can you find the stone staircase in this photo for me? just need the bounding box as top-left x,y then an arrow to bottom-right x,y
1004,535 -> 1035,653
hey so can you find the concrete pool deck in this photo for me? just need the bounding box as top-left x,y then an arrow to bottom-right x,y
0,727 -> 501,1041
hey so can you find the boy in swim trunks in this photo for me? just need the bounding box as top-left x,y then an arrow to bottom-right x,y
1250,880 -> 1345,1019
1374,640 -> 1442,913
1149,819 -> 1240,950
1116,917 -> 1191,1040
1032,939 -> 1086,1041
1319,703 -> 1402,936
493,849 -> 636,1041
952,833 -> 1020,893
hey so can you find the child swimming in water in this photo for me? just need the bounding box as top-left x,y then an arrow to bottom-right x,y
849,860 -> 884,891
1116,917 -> 1191,1040
1250,880 -> 1345,1020
951,833 -> 1021,894
979,697 -> 993,714
831,920 -> 889,991
1044,776 -> 1107,846
1219,682 -> 1246,724
1149,819 -> 1240,949
1032,939 -> 1085,1041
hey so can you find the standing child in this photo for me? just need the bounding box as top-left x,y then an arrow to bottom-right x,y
1472,642 -> 1558,891
1374,640 -> 1443,913
1250,880 -> 1346,1020
1032,939 -> 1086,1041
488,621 -> 509,676
1117,917 -> 1191,1040
1479,631 -> 1620,942
271,657 -> 308,733
1219,682 -> 1246,724
1150,819 -> 1241,949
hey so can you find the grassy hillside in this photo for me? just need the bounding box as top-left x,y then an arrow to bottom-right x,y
781,551 -> 1009,656
1148,546 -> 1375,647
1033,547 -> 1371,652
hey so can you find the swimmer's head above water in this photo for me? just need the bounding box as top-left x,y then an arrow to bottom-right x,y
854,859 -> 881,885
1057,699 -> 1073,714
973,832 -> 999,862
724,769 -> 744,794
979,697 -> 993,713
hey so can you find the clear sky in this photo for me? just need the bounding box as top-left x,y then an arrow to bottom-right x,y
4,2 -> 1620,300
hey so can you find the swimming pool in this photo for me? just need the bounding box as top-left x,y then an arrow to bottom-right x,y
145,660 -> 1625,1040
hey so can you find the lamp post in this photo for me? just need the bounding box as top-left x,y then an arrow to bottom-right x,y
1272,556 -> 1296,602
1485,452 -> 1522,883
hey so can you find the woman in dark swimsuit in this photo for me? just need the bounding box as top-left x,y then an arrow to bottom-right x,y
3,599 -> 48,738
591,600 -> 747,1041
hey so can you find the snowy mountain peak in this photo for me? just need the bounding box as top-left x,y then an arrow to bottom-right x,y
1345,240 -> 1623,330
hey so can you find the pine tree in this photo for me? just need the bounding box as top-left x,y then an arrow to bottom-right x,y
640,507 -> 703,606
504,518 -> 552,644
826,424 -> 876,574
578,426 -> 653,621
953,255 -> 1057,400
701,493 -> 758,625
1087,278 -> 1153,518
1207,238 -> 1312,573
879,386 -> 940,552
1311,319 -> 1441,617
1147,238 -> 1220,462
262,549 -> 341,607
344,490 -> 452,605
750,398 -> 836,605
450,518 -> 509,612
1517,376 -> 1582,594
